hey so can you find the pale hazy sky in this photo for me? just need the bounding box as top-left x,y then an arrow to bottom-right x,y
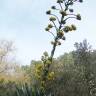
0,0 -> 96,65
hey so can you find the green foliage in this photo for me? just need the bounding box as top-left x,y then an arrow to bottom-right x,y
15,83 -> 34,96
0,80 -> 16,96
15,83 -> 47,96
72,40 -> 96,96
1,40 -> 96,96
24,40 -> 96,96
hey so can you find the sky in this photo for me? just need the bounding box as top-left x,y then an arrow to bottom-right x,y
0,0 -> 96,65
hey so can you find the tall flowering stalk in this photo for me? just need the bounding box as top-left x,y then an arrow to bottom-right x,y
36,0 -> 83,92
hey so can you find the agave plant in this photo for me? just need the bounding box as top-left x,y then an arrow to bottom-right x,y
15,83 -> 44,96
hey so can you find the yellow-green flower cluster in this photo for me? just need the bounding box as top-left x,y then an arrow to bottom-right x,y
63,25 -> 76,33
57,30 -> 64,38
63,26 -> 71,32
47,72 -> 55,80
60,10 -> 67,16
48,24 -> 53,28
57,41 -> 61,45
51,40 -> 62,46
35,64 -> 43,79
76,14 -> 81,20
45,27 -> 50,31
49,16 -> 56,21
43,51 -> 48,57
71,24 -> 76,30
45,23 -> 53,31
57,0 -> 63,3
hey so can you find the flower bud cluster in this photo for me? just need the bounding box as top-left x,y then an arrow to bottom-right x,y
49,16 -> 56,21
63,25 -> 76,33
46,10 -> 51,15
79,0 -> 83,3
60,10 -> 67,16
45,0 -> 82,47
47,71 -> 55,80
45,23 -> 53,32
51,6 -> 56,10
51,40 -> 62,46
57,30 -> 64,38
76,14 -> 81,20
57,0 -> 63,3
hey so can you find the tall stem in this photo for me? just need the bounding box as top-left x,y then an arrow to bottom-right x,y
50,37 -> 58,61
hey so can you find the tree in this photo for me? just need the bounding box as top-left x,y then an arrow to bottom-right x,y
0,40 -> 14,74
72,40 -> 96,96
